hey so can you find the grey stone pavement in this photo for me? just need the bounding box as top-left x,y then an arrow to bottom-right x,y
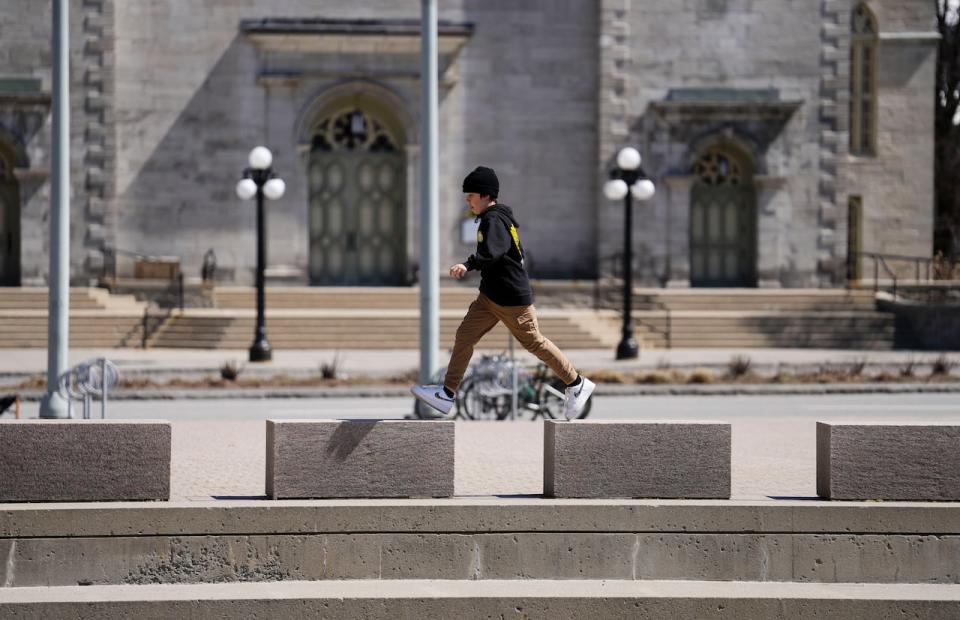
16,393 -> 958,502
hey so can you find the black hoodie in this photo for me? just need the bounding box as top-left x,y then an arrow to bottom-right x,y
464,203 -> 534,306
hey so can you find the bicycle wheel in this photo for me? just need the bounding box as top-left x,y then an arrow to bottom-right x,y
460,382 -> 509,420
538,378 -> 593,420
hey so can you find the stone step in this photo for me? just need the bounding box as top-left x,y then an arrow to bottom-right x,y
1,500 -> 958,588
213,286 -> 480,310
2,580 -> 958,618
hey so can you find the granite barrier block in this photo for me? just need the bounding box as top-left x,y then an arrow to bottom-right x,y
0,420 -> 171,502
544,420 -> 731,499
266,420 -> 455,499
817,422 -> 960,500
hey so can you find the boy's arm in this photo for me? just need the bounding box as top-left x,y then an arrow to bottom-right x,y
465,217 -> 511,271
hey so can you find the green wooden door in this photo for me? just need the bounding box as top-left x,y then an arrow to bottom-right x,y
307,109 -> 406,286
689,149 -> 757,287
0,160 -> 20,286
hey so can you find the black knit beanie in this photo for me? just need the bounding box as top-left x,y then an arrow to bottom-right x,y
462,166 -> 499,199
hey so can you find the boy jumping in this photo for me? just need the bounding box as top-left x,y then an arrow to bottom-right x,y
412,166 -> 595,420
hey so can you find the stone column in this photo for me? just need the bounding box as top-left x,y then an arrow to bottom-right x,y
79,0 -> 116,284
596,0 -> 632,277
755,175 -> 790,288
661,175 -> 693,287
816,0 -> 852,285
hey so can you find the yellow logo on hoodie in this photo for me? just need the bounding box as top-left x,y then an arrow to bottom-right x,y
509,225 -> 523,258
477,231 -> 484,243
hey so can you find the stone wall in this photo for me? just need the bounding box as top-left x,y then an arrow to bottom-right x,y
843,0 -> 937,278
2,0 -> 936,287
878,297 -> 960,350
108,0 -> 599,284
608,0 -> 826,287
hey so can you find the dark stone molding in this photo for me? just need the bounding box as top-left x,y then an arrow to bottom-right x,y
239,18 -> 474,38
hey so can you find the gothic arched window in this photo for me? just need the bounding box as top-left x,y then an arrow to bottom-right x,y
850,3 -> 878,156
311,109 -> 398,153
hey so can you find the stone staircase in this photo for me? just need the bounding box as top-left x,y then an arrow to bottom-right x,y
212,285 -> 481,310
612,288 -> 896,349
0,288 -> 146,348
138,285 -> 619,349
0,286 -> 899,350
147,308 -> 619,350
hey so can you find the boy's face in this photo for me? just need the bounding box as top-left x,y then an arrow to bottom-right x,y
465,192 -> 494,215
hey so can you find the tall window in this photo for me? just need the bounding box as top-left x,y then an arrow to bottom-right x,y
849,3 -> 878,156
847,195 -> 863,281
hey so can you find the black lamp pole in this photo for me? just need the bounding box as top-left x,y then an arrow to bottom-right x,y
245,166 -> 272,362
608,163 -> 654,360
617,166 -> 639,360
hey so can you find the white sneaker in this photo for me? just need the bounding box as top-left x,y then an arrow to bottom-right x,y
563,376 -> 595,420
411,384 -> 455,417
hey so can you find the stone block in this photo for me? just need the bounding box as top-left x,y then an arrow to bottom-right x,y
0,420 -> 170,502
543,421 -> 730,498
266,420 -> 454,499
817,422 -> 960,500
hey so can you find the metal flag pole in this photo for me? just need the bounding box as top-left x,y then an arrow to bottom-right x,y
419,0 -> 440,385
40,0 -> 71,418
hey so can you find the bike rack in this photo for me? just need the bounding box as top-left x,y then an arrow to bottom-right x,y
56,358 -> 119,419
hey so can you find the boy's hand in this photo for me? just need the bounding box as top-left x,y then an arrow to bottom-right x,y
449,263 -> 468,279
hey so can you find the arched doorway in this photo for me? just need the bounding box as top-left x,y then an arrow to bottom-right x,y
0,144 -> 20,286
689,146 -> 757,287
307,107 -> 406,286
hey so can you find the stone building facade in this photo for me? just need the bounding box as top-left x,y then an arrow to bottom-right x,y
0,0 -> 938,289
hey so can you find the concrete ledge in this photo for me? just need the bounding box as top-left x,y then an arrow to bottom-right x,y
266,420 -> 454,499
818,422 -> 960,500
544,421 -> 731,498
0,420 -> 170,502
1,500 -> 959,537
4,531 -> 960,586
2,580 -> 959,619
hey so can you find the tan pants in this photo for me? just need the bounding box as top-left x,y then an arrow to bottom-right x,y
443,293 -> 578,393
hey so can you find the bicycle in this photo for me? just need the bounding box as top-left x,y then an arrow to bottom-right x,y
412,354 -> 593,421
460,361 -> 592,421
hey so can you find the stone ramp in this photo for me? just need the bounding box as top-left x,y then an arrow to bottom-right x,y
3,580 -> 959,619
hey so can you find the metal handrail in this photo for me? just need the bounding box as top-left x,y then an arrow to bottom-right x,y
853,251 -> 947,299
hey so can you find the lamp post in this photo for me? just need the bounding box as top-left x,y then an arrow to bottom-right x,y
236,146 -> 286,363
603,147 -> 656,360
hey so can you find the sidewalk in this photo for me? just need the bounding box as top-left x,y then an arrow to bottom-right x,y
3,347 -> 958,399
2,347 -> 955,379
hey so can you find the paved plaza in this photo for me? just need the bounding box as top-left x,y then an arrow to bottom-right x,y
14,393 -> 956,501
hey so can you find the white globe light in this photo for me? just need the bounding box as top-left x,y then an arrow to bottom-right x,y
235,178 -> 257,201
631,179 -> 656,201
603,179 -> 629,201
616,146 -> 641,171
248,146 -> 273,170
263,177 -> 286,201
